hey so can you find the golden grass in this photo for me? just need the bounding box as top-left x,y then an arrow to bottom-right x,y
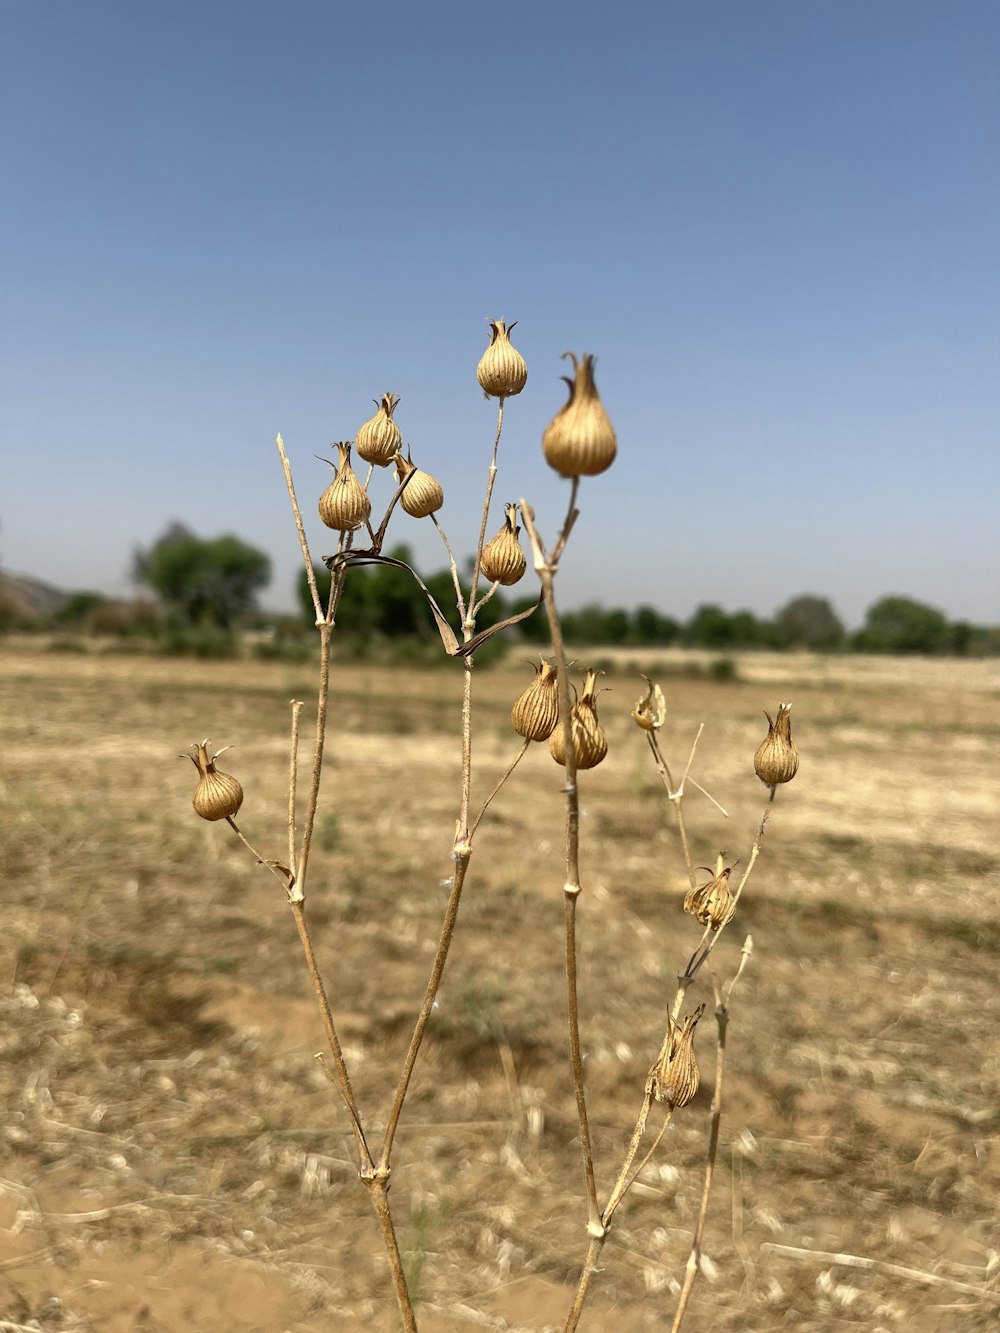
1,644 -> 998,1331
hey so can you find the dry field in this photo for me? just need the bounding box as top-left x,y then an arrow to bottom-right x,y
1,643 -> 998,1332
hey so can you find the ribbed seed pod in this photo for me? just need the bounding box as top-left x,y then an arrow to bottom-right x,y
653,1005 -> 704,1108
183,739 -> 244,822
632,675 -> 666,732
542,353 -> 617,478
549,669 -> 608,770
355,393 -> 402,467
511,659 -> 559,741
318,443 -> 372,532
394,454 -> 444,518
753,702 -> 799,785
683,866 -> 737,931
481,503 -> 527,586
476,319 -> 528,399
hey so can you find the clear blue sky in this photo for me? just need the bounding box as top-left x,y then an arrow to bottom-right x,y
2,0 -> 998,627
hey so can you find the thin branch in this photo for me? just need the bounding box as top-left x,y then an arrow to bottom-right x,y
470,738 -> 530,839
293,623 -> 333,902
646,731 -> 697,891
277,434 -> 322,624
601,1079 -> 662,1226
520,487 -> 601,1239
431,511 -> 468,623
670,941 -> 751,1333
467,396 -> 505,616
366,1179 -> 418,1333
564,1231 -> 605,1333
287,699 -> 304,874
290,900 -> 372,1172
380,851 -> 473,1167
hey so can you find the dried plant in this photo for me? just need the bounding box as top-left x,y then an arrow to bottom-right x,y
179,317 -> 799,1330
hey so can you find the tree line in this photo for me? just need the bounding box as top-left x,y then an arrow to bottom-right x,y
8,523 -> 995,657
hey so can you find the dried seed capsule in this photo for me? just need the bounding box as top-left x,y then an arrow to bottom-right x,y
683,865 -> 737,931
542,353 -> 617,478
653,1005 -> 704,1108
481,503 -> 527,586
394,453 -> 444,518
318,442 -> 372,532
632,676 -> 666,732
183,739 -> 244,821
753,702 -> 799,785
549,669 -> 608,770
355,393 -> 402,467
476,319 -> 528,399
512,659 -> 559,741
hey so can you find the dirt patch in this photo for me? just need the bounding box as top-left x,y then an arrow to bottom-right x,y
2,649 -> 998,1330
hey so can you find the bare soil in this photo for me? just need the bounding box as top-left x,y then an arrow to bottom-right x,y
1,645 -> 998,1331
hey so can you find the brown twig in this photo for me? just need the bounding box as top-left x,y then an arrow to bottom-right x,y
287,699 -> 304,874
520,486 -> 601,1242
670,939 -> 752,1332
277,433 -> 322,623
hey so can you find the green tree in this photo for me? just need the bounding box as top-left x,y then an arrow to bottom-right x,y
775,595 -> 846,650
686,604 -> 736,648
630,605 -> 680,645
852,595 -> 951,654
134,523 -> 271,630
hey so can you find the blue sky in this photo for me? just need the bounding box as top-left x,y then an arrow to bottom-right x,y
2,0 -> 998,627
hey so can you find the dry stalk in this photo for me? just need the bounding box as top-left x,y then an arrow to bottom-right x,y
669,939 -> 753,1332
563,723 -> 781,1329
519,489 -> 602,1244
181,333 -> 799,1333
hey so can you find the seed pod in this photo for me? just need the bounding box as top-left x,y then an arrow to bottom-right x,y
753,702 -> 799,785
394,454 -> 444,518
476,319 -> 528,399
355,392 -> 402,467
632,676 -> 666,732
512,659 -> 559,741
542,353 -> 617,478
183,739 -> 243,822
683,865 -> 737,931
481,504 -> 527,586
653,1006 -> 704,1107
549,669 -> 608,770
318,442 -> 372,532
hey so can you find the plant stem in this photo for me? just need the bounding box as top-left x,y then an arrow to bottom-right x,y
565,1232 -> 604,1333
276,435 -> 414,1326
290,900 -> 372,1171
364,1178 -> 417,1333
469,738 -> 530,840
277,433 -> 322,624
601,1082 -> 661,1225
460,657 -> 474,836
293,622 -> 332,902
670,942 -> 751,1333
287,700 -> 304,874
646,731 -> 697,891
380,849 -> 472,1168
381,397 -> 507,1174
467,398 -> 504,612
520,487 -> 600,1237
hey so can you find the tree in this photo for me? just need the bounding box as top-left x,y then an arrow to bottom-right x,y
686,604 -> 736,648
775,595 -> 846,650
631,605 -> 680,645
134,523 -> 271,630
852,595 -> 951,654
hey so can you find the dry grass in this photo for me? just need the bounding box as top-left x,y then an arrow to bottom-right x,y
1,644 -> 998,1331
